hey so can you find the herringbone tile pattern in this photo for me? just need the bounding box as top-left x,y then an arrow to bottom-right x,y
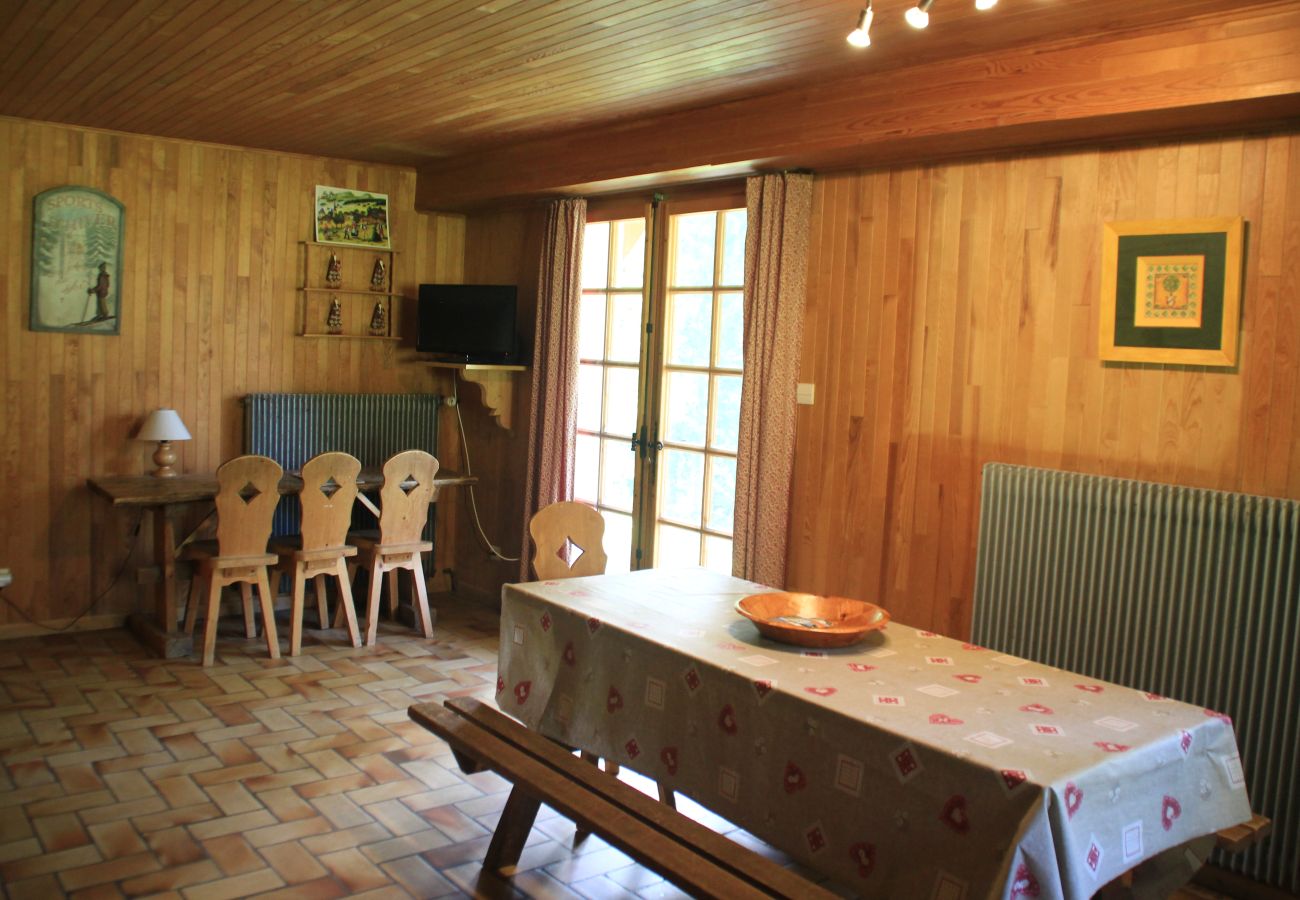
0,597 -> 815,900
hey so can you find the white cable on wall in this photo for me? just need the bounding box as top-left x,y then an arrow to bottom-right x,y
452,378 -> 520,563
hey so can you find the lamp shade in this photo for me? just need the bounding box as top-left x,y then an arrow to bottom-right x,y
137,408 -> 192,442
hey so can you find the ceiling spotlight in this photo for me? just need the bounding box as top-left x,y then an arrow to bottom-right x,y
905,0 -> 934,29
975,0 -> 997,9
847,1 -> 873,47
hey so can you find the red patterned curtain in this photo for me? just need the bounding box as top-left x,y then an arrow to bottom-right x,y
519,198 -> 587,581
733,173 -> 813,587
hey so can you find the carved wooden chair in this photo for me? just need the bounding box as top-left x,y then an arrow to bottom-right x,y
270,451 -> 362,655
347,450 -> 439,646
528,501 -> 679,811
529,501 -> 609,581
182,455 -> 283,667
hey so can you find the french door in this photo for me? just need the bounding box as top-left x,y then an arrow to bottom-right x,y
574,193 -> 747,573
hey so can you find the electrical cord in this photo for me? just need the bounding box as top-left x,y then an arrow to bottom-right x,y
0,511 -> 144,632
453,378 -> 520,562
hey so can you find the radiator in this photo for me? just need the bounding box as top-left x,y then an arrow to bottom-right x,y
243,393 -> 442,549
972,463 -> 1299,892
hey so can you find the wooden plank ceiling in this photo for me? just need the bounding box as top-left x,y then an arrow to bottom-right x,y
1,0 -> 1297,208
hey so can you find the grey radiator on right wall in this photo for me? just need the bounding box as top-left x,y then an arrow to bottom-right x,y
972,463 -> 1299,892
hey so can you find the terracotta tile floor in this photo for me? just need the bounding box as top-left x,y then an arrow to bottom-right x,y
0,595 -> 831,899
0,596 -> 1248,900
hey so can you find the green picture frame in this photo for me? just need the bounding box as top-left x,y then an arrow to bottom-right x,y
1098,217 -> 1243,367
30,186 -> 125,335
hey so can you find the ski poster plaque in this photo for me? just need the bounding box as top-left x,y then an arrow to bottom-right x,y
30,186 -> 124,334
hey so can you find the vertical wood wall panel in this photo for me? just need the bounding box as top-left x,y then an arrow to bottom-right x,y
788,130 -> 1300,637
0,117 -> 464,627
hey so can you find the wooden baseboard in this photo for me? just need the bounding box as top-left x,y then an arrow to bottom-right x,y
0,613 -> 127,640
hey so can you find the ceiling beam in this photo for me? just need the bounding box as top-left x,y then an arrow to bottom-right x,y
415,4 -> 1300,210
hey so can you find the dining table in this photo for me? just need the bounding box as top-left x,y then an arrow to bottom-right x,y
497,568 -> 1253,899
87,468 -> 475,658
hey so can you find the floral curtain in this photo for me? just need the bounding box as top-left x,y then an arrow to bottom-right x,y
732,173 -> 813,587
519,198 -> 587,580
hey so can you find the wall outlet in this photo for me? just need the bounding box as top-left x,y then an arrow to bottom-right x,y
797,383 -> 815,405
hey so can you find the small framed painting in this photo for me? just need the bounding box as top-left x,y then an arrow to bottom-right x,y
1098,217 -> 1244,367
30,186 -> 124,334
314,185 -> 390,248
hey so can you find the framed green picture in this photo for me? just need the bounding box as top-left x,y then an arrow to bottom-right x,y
314,185 -> 390,249
30,186 -> 125,334
1098,217 -> 1243,367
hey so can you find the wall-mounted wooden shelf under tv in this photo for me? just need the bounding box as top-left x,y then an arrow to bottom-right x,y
299,241 -> 401,340
424,361 -> 528,372
423,360 -> 528,429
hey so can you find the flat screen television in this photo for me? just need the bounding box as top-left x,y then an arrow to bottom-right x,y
416,284 -> 519,363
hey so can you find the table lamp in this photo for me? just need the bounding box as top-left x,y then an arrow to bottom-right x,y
137,409 -> 192,477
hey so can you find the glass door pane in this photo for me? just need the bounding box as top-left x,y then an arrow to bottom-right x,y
652,207 -> 746,569
574,217 -> 646,572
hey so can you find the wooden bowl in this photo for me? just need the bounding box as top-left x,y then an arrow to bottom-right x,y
735,592 -> 890,648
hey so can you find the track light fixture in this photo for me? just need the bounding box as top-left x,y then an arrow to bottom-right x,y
905,0 -> 934,29
847,1 -> 874,47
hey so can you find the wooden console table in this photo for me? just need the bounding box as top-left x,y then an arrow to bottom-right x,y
88,470 -> 475,659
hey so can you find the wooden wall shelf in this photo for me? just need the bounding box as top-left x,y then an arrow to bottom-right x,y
303,240 -> 400,253
300,334 -> 402,342
426,361 -> 528,373
299,242 -> 402,340
424,361 -> 527,429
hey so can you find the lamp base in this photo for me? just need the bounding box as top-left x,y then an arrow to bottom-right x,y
152,441 -> 179,478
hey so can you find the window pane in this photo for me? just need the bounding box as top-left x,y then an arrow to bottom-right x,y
707,455 -> 736,533
602,510 -> 633,574
670,212 -> 716,287
600,437 -> 635,512
582,222 -> 609,289
721,209 -> 747,286
711,374 -> 741,452
579,292 -> 606,361
577,363 -> 603,432
611,219 -> 646,289
716,292 -> 743,370
663,371 -> 708,446
667,292 -> 712,367
660,448 -> 704,526
704,535 -> 733,575
575,434 -> 599,504
608,293 -> 642,363
656,523 -> 702,569
604,366 -> 639,438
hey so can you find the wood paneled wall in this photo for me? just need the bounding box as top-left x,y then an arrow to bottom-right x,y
788,130 -> 1300,638
447,207 -> 545,603
0,116 -> 464,629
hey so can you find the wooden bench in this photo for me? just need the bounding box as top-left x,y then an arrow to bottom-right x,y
408,698 -> 838,900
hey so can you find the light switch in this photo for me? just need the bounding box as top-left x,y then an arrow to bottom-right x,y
797,383 -> 815,405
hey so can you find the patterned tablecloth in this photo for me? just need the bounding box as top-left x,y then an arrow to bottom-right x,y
497,569 -> 1251,899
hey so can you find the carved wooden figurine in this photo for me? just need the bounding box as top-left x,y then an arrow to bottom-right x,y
370,258 -> 386,291
327,297 -> 343,334
369,300 -> 387,336
325,252 -> 342,287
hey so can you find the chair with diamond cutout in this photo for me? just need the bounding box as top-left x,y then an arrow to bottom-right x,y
528,501 -> 608,581
347,449 -> 439,646
181,455 -> 283,666
527,501 -> 678,814
270,451 -> 363,655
